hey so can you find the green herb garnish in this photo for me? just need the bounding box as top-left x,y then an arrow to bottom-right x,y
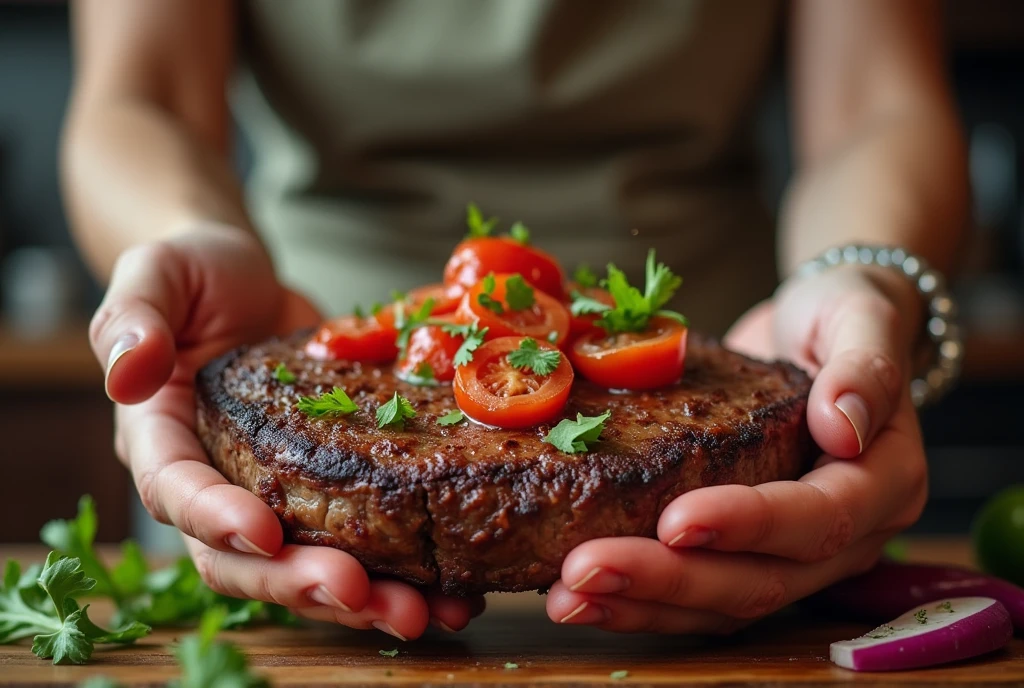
272,363 -> 296,385
371,302 -> 384,316
573,264 -> 598,288
395,297 -> 436,355
466,203 -> 498,238
506,338 -> 561,376
379,648 -> 400,658
508,222 -> 530,245
914,609 -> 928,624
437,410 -> 465,426
172,607 -> 269,687
865,624 -> 897,639
390,289 -> 408,303
504,274 -> 535,311
570,250 -> 687,333
504,662 -> 519,670
936,601 -> 954,613
297,387 -> 359,418
610,670 -> 629,680
477,273 -> 504,314
353,304 -> 365,319
543,411 -> 611,454
440,322 -> 489,367
376,392 -> 416,430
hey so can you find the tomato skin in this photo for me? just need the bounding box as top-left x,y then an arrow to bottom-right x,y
565,284 -> 615,340
444,237 -> 565,299
394,319 -> 463,383
306,313 -> 399,363
456,273 -> 571,346
407,282 -> 464,316
569,317 -> 688,390
454,336 -> 574,429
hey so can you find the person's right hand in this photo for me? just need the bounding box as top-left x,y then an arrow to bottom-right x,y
90,223 -> 483,639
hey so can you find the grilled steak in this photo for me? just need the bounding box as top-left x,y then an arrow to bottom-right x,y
196,333 -> 813,596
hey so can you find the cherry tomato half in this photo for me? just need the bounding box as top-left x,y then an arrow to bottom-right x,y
565,284 -> 615,339
454,336 -> 573,429
407,282 -> 464,316
395,316 -> 464,383
456,273 -> 571,346
444,237 -> 565,299
306,313 -> 398,363
569,317 -> 688,390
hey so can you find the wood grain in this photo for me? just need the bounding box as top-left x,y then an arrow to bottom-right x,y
1,541 -> 1021,687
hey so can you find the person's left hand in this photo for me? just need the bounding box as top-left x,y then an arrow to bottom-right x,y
546,266 -> 929,633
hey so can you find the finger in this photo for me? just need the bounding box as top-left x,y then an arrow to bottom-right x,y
722,300 -> 776,360
806,291 -> 906,458
118,391 -> 284,557
560,536 -> 884,620
185,538 -> 370,613
547,581 -> 739,634
287,580 -> 432,641
90,243 -> 189,404
656,413 -> 925,562
425,592 -> 487,632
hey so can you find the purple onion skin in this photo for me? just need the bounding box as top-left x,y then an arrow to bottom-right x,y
810,561 -> 1024,633
836,600 -> 1013,672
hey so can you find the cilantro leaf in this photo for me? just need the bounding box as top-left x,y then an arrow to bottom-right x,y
466,203 -> 499,238
643,249 -> 682,311
272,363 -> 296,385
380,648 -> 400,658
437,409 -> 465,426
504,662 -> 519,670
32,608 -> 91,665
610,670 -> 630,680
506,338 -> 561,376
171,607 -> 269,688
353,304 -> 365,319
38,551 -> 95,620
477,273 -> 504,314
569,291 -> 612,317
594,250 -> 686,333
573,264 -> 598,288
543,411 -> 611,453
376,392 -> 416,430
40,496 -> 118,601
441,322 -> 488,367
390,289 -> 408,303
297,387 -> 359,418
508,222 -> 530,245
371,302 -> 384,316
395,297 -> 436,355
404,361 -> 436,386
504,274 -> 535,311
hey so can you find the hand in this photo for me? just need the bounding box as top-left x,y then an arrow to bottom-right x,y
91,223 -> 483,639
546,267 -> 928,633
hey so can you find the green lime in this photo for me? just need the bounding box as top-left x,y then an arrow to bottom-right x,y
972,485 -> 1024,587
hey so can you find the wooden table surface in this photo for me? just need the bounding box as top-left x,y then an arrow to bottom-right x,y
1,540 -> 1022,687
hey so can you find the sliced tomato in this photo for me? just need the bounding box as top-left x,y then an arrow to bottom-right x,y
569,317 -> 688,390
306,313 -> 398,362
394,316 -> 463,383
565,283 -> 615,339
407,282 -> 464,316
454,336 -> 573,428
444,237 -> 565,299
455,273 -> 571,346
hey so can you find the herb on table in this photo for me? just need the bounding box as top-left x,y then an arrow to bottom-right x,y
466,203 -> 499,238
572,264 -> 598,288
437,410 -> 465,426
0,552 -> 150,665
610,670 -> 630,680
543,411 -> 611,454
297,387 -> 359,418
272,364 -> 296,385
171,607 -> 269,688
504,274 -> 535,311
507,222 -> 530,245
507,338 -> 561,376
440,322 -> 488,367
570,250 -> 687,333
504,662 -> 519,670
80,678 -> 125,688
379,648 -> 400,658
477,273 -> 504,314
395,297 -> 436,355
914,609 -> 928,624
376,392 -> 416,430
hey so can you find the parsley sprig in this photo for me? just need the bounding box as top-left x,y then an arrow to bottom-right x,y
466,203 -> 499,238
440,322 -> 489,367
376,392 -> 416,430
572,264 -> 598,288
436,409 -> 465,426
506,338 -> 561,376
477,273 -> 504,314
171,607 -> 269,688
297,387 -> 359,418
508,222 -> 530,245
543,411 -> 611,453
395,297 -> 436,355
272,363 -> 296,385
477,273 -> 534,314
570,250 -> 687,334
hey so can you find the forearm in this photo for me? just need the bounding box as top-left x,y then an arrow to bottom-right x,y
61,97 -> 255,280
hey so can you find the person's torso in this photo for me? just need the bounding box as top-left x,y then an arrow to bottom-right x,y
235,0 -> 782,335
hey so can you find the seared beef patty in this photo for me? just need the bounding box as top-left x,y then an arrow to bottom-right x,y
196,333 -> 813,595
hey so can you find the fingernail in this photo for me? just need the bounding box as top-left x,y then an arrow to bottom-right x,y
308,585 -> 352,613
569,567 -> 629,594
372,620 -> 408,641
668,527 -> 717,548
558,601 -> 610,625
105,333 -> 140,393
430,617 -> 456,633
225,533 -> 273,557
835,392 -> 869,454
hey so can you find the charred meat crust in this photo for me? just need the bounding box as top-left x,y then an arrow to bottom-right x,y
195,333 -> 813,595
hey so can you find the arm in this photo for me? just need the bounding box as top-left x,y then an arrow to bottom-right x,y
62,0 -> 250,278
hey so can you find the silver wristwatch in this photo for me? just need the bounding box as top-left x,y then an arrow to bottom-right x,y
795,245 -> 963,408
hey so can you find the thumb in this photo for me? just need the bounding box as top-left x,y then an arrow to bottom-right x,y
807,292 -> 907,459
89,243 -> 187,405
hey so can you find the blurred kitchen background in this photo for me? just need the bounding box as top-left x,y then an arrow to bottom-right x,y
0,1 -> 1022,546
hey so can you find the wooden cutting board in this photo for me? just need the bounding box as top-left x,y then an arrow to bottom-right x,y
2,541 -> 1022,687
